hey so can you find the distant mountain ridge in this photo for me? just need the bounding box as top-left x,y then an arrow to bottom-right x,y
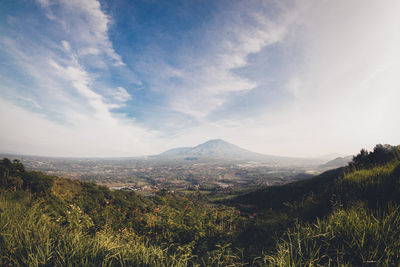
156,139 -> 325,166
158,139 -> 265,160
318,155 -> 353,171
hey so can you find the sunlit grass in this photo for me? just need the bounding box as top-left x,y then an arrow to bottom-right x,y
344,160 -> 399,184
2,154 -> 400,266
266,203 -> 400,266
0,194 -> 248,266
0,196 -> 194,266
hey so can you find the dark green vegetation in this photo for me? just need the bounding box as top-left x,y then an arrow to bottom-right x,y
1,144 -> 400,266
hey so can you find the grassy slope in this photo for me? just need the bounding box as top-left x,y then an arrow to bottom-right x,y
1,145 -> 400,266
229,167 -> 343,211
0,196 -> 190,266
0,161 -> 247,266
227,146 -> 400,265
265,160 -> 400,265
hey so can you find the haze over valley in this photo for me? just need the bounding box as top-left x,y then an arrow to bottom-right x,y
1,139 -> 351,194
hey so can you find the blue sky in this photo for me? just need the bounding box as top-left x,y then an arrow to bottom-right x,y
0,0 -> 399,157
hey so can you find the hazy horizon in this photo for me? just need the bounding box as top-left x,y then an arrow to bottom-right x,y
1,0 -> 399,158
0,138 -> 348,160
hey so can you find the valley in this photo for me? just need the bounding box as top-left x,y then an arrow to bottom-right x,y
0,144 -> 399,266
1,140 -> 337,195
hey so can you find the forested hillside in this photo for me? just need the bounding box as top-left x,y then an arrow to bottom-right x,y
1,144 -> 400,266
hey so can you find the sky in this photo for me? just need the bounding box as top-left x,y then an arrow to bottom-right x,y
0,0 -> 399,158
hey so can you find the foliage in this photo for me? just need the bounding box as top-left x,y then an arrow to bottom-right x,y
266,203 -> 400,266
0,195 -> 195,266
349,144 -> 400,169
0,158 -> 246,265
1,146 -> 400,266
338,160 -> 400,208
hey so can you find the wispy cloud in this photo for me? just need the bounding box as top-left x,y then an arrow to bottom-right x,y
154,0 -> 400,156
112,87 -> 132,103
37,0 -> 124,66
152,3 -> 296,120
0,97 -> 161,157
234,0 -> 400,156
1,0 -> 399,157
0,0 -> 161,156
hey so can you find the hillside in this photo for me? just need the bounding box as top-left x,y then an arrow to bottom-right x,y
1,144 -> 400,265
226,144 -> 400,264
318,155 -> 353,171
228,167 -> 343,212
0,158 -> 248,265
229,145 -> 400,214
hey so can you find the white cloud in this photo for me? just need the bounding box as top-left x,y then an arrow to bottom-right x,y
61,40 -> 71,52
286,76 -> 302,97
35,0 -> 50,8
156,4 -> 297,120
0,38 -> 162,156
240,0 -> 400,156
16,96 -> 43,110
2,0 -> 400,158
0,0 -> 163,157
38,0 -> 124,66
113,87 -> 132,103
156,0 -> 400,157
0,98 -> 161,157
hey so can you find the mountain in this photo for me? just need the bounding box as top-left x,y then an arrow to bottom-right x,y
316,152 -> 344,161
156,139 -> 322,166
157,139 -> 265,160
318,155 -> 353,170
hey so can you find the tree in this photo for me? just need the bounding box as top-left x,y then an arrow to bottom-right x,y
350,144 -> 400,169
0,158 -> 12,185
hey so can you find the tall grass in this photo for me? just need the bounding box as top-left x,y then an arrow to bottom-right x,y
0,195 -> 249,266
0,195 -> 195,266
2,157 -> 400,266
263,160 -> 400,266
265,203 -> 400,266
343,160 -> 399,185
338,160 -> 400,208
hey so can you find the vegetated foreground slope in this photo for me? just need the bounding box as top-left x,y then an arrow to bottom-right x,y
0,158 -> 250,266
0,144 -> 400,266
230,144 -> 400,265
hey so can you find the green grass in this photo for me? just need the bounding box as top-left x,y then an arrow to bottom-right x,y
337,160 -> 400,209
262,159 -> 400,266
344,161 -> 398,183
0,195 -> 195,266
2,150 -> 400,266
265,203 -> 400,266
0,189 -> 246,266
